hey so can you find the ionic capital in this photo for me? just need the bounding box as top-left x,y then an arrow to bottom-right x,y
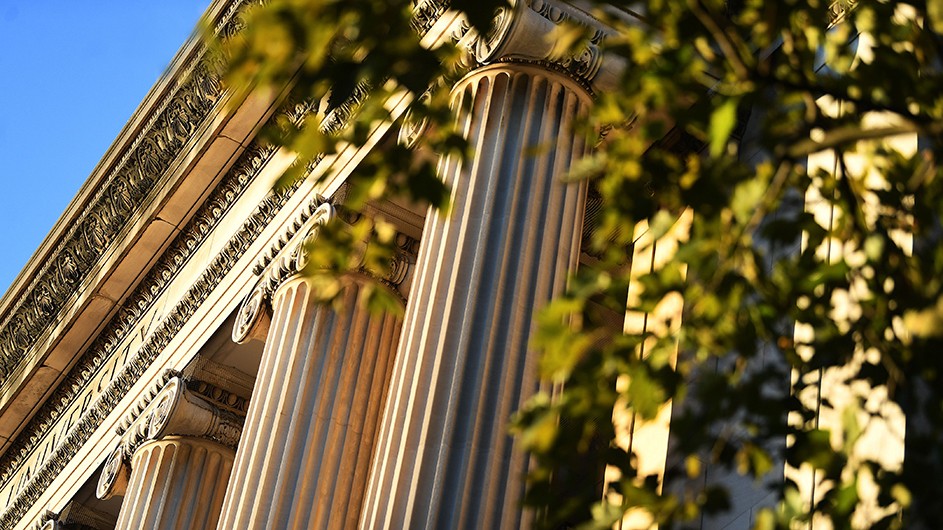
458,0 -> 625,93
146,377 -> 244,448
234,199 -> 417,344
232,201 -> 336,343
96,447 -> 131,501
96,376 -> 245,500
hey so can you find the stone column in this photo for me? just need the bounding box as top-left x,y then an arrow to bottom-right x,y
215,203 -> 407,530
99,377 -> 244,530
116,438 -> 233,530
359,3 -> 608,527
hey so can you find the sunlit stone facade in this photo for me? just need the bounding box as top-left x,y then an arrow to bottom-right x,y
0,1 -> 619,529
0,1 -> 905,530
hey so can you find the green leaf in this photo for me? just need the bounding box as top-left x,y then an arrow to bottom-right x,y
929,0 -> 943,31
708,98 -> 739,157
731,178 -> 765,225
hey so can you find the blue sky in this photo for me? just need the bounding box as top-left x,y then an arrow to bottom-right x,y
0,0 -> 210,294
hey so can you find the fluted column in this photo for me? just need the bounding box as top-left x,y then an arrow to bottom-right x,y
116,438 -> 234,530
216,203 -> 406,530
100,377 -> 244,530
361,62 -> 591,530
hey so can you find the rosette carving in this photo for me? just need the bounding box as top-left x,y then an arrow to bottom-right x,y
96,447 -> 130,501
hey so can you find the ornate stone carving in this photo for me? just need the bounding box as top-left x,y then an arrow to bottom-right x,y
0,142 -> 280,527
456,0 -> 625,93
146,377 -> 244,449
96,447 -> 130,501
33,501 -> 116,530
397,90 -> 434,149
234,200 -> 419,344
410,0 -> 449,35
34,511 -> 57,530
0,52 -> 225,381
232,287 -> 270,344
829,0 -> 856,25
97,375 -> 245,502
0,2 -> 446,526
233,203 -> 335,344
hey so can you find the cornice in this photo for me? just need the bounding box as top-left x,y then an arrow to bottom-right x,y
0,1 -> 619,394
0,0 -> 246,387
0,83 -> 351,517
0,3 -> 450,526
0,139 -> 290,528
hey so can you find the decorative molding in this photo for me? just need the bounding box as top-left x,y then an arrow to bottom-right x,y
233,201 -> 335,343
233,202 -> 418,345
410,0 -> 449,35
147,377 -> 244,447
113,370 -> 181,442
0,139 -> 275,495
829,0 -> 857,26
456,0 -> 625,93
179,374 -> 252,416
0,3 -> 448,526
0,144 -> 283,527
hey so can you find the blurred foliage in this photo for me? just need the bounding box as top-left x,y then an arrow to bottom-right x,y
209,0 -> 943,528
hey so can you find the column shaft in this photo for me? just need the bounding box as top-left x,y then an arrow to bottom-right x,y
217,276 -> 401,530
361,64 -> 591,530
115,437 -> 234,530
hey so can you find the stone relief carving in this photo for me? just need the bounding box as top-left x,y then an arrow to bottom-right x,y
33,500 -> 115,530
97,374 -> 245,501
233,202 -> 336,344
96,447 -> 131,502
0,32 -> 227,383
452,0 -> 624,94
410,0 -> 449,35
233,200 -> 418,345
0,2 -> 442,525
146,377 -> 245,448
0,142 -> 279,528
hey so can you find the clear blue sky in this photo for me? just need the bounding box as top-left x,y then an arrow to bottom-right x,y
0,0 -> 210,294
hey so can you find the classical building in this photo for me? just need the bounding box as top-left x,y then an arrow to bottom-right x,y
0,1 -> 630,529
0,1 -> 906,529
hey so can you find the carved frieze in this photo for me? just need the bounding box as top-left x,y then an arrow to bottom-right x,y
0,55 -> 224,382
0,142 -> 282,529
410,0 -> 449,35
0,0 -> 251,386
0,1 -> 445,526
0,139 -> 274,497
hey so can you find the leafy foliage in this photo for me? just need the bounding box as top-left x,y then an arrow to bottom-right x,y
210,0 -> 943,528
